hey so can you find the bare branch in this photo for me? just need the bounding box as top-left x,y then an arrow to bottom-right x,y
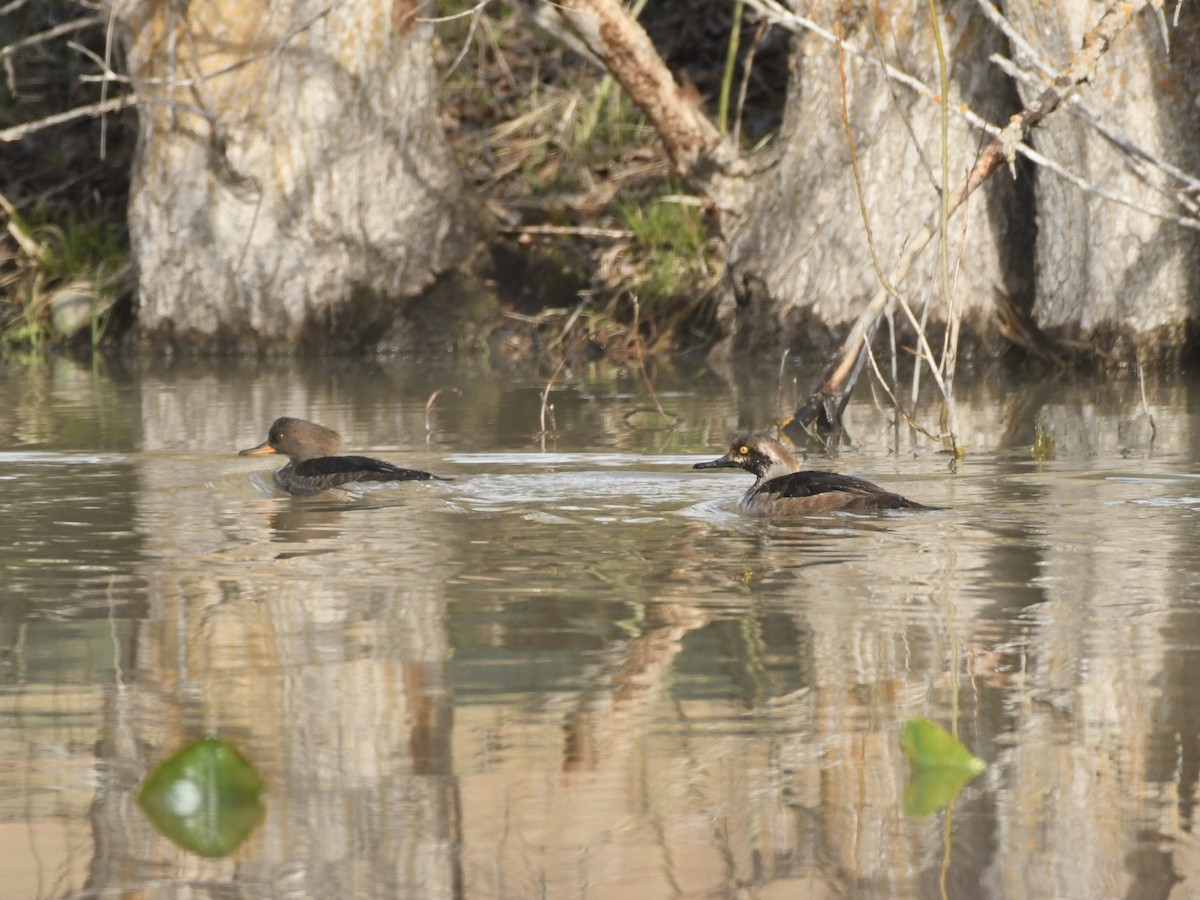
0,15 -> 102,59
550,0 -> 733,182
0,0 -> 35,16
0,94 -> 137,143
975,0 -> 1200,195
502,224 -> 634,239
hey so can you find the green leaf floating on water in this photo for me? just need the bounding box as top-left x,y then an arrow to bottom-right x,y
900,718 -> 986,820
900,718 -> 986,772
138,736 -> 265,858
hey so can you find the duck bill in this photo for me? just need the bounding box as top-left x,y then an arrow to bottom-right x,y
694,454 -> 738,470
239,440 -> 280,457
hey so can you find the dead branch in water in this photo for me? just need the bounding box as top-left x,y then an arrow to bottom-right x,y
821,15 -> 964,452
785,0 -> 1151,437
424,387 -> 462,439
1135,351 -> 1157,449
538,344 -> 573,448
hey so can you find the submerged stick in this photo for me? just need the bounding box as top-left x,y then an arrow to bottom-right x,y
538,350 -> 571,445
424,387 -> 461,438
1135,353 -> 1157,448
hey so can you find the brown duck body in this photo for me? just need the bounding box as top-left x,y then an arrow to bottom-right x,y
695,434 -> 933,516
239,417 -> 445,497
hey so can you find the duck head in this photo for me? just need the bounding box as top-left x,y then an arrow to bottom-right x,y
694,434 -> 801,483
239,417 -> 343,463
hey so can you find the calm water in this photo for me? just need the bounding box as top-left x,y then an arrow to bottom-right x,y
2,354 -> 1199,899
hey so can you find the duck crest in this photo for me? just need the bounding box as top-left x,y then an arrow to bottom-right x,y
267,416 -> 342,461
744,436 -> 801,487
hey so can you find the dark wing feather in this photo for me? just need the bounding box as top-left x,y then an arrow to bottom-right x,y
287,456 -> 441,494
752,470 -> 928,511
295,455 -> 439,481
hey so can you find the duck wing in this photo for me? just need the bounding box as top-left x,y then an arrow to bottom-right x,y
288,456 -> 444,493
752,470 -> 929,512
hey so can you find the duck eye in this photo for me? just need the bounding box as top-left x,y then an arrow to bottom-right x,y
738,445 -> 749,455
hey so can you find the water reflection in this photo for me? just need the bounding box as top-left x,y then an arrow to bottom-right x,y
1,356 -> 1199,898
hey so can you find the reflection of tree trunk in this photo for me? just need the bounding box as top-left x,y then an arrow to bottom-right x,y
562,602 -> 710,773
89,580 -> 464,897
114,0 -> 475,351
405,660 -> 454,777
85,444 -> 463,897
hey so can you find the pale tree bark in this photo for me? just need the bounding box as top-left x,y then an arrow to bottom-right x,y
1001,0 -> 1200,351
551,0 -> 1199,371
716,0 -> 1023,363
553,0 -> 1024,360
114,0 -> 476,351
792,0 -> 1163,429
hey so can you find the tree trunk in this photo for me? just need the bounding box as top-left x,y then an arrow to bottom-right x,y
114,0 -> 476,352
1003,0 -> 1200,358
553,0 -> 1198,368
715,0 -> 1028,363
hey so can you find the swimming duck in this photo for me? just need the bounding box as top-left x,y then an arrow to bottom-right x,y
694,433 -> 932,515
239,417 -> 446,497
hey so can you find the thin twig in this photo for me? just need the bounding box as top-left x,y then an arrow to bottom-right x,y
437,0 -> 486,83
1135,353 -> 1157,447
863,337 -> 939,440
424,387 -> 462,436
988,52 -> 1200,199
0,189 -> 46,261
418,0 -> 490,24
502,307 -> 569,324
828,25 -> 947,440
866,10 -> 936,188
539,350 -> 572,442
556,298 -> 591,344
501,224 -> 634,239
910,283 -> 932,409
108,0 -> 344,95
885,303 -> 901,437
717,0 -> 745,135
833,26 -> 894,303
774,348 -> 790,421
975,0 -> 1190,195
101,3 -> 116,158
0,94 -> 137,143
926,0 -> 963,457
835,315 -> 875,424
732,20 -> 768,150
0,0 -> 34,16
0,15 -> 103,59
629,298 -> 672,422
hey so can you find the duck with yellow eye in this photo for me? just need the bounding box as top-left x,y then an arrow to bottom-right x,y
694,433 -> 934,516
